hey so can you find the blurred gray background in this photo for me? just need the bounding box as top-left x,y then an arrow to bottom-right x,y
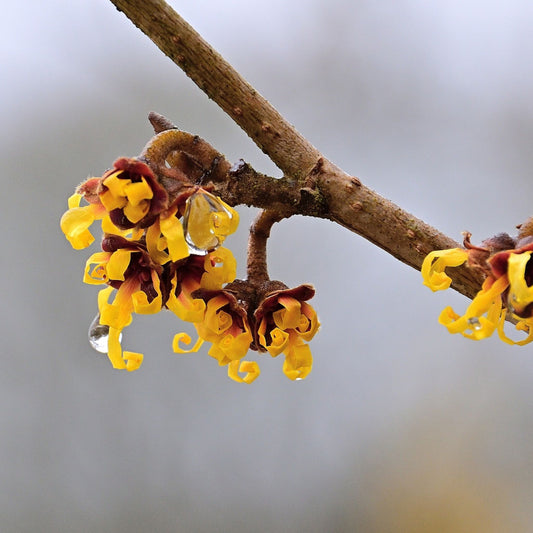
3,1 -> 533,531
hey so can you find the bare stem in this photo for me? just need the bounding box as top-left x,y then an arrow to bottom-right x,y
247,211 -> 285,284
108,0 -> 485,300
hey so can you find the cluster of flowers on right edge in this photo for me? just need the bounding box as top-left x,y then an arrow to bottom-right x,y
422,227 -> 533,345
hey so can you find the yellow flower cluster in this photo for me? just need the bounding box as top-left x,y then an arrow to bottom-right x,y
60,157 -> 241,376
422,240 -> 533,345
60,155 -> 320,382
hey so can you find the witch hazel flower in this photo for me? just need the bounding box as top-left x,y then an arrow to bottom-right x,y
60,124 -> 242,374
60,118 -> 319,383
422,226 -> 533,345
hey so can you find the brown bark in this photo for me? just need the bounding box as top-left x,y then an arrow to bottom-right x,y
108,0 -> 485,300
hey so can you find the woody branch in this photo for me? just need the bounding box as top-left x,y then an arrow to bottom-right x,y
109,0 -> 484,300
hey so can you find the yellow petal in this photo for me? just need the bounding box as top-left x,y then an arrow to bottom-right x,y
283,341 -> 313,381
202,295 -> 233,336
67,192 -> 82,209
106,249 -> 133,281
60,206 -> 96,249
228,360 -> 260,384
102,172 -> 129,197
218,330 -> 253,361
497,315 -> 533,346
123,200 -> 150,224
172,332 -> 204,353
146,221 -> 170,265
166,290 -> 206,323
125,178 -> 153,205
273,296 -> 301,330
124,351 -> 144,371
100,278 -> 136,330
438,276 -> 508,340
107,327 -> 127,370
507,251 -> 533,314
200,247 -> 237,289
97,286 -> 114,312
297,302 -> 320,341
263,327 -> 290,357
160,209 -> 189,261
83,252 -> 112,284
422,248 -> 469,292
132,272 -> 162,315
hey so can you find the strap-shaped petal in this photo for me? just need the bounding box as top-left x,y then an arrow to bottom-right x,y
201,247 -> 237,289
228,360 -> 260,384
172,332 -> 204,353
83,252 -> 112,284
160,209 -> 189,261
507,251 -> 533,314
282,340 -> 313,381
422,248 -> 469,292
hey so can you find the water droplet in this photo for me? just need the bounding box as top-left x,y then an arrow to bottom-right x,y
295,377 -> 303,381
88,314 -> 120,354
467,317 -> 482,331
182,191 -> 235,254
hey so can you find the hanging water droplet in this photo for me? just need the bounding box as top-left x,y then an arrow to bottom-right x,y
295,377 -> 303,381
182,191 -> 235,254
88,314 -> 120,354
467,317 -> 482,331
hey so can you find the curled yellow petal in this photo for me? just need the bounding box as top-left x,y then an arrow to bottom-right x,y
283,341 -> 313,381
202,295 -> 233,337
422,248 -> 469,292
124,351 -> 144,371
160,209 -> 189,261
507,251 -> 533,315
201,247 -> 237,289
83,252 -> 112,284
125,178 -> 153,205
167,289 -> 206,323
497,315 -> 533,346
123,200 -> 150,224
260,326 -> 290,357
172,332 -> 204,353
107,327 -> 127,370
106,249 -> 133,281
67,192 -> 83,209
273,296 -> 301,330
296,302 -> 320,341
228,360 -> 260,384
438,276 -> 508,340
146,221 -> 170,265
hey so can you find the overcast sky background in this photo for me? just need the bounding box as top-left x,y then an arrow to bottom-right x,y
3,1 -> 533,531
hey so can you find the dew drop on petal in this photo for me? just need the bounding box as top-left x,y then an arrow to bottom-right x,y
182,191 -> 235,254
467,317 -> 482,331
88,314 -> 121,353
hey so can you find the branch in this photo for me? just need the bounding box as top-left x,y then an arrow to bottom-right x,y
108,0 -> 484,300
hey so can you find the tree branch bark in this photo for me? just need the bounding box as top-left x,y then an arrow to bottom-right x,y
108,0 -> 484,300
